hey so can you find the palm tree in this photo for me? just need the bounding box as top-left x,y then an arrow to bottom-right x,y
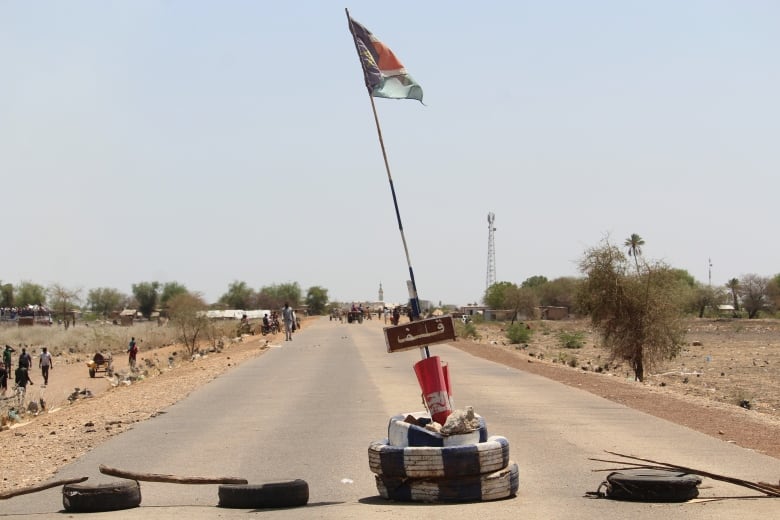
726,278 -> 740,311
624,233 -> 645,274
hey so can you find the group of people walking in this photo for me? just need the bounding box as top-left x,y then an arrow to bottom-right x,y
1,344 -> 53,403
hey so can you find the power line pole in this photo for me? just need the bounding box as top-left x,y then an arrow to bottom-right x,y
486,212 -> 496,291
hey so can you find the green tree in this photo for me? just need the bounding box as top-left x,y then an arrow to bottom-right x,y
87,287 -> 126,318
48,284 -> 82,328
670,269 -> 696,288
483,281 -> 517,309
16,281 -> 46,307
725,278 -> 740,311
0,282 -> 13,307
538,277 -> 582,310
506,286 -> 539,321
305,286 -> 329,315
160,282 -> 188,308
770,274 -> 780,312
167,292 -> 209,356
739,274 -> 771,319
624,233 -> 645,275
578,240 -> 686,382
257,282 -> 302,309
521,275 -> 549,289
685,283 -> 723,318
219,281 -> 256,309
132,281 -> 160,318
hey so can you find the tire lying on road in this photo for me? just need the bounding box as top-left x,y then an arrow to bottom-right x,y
603,469 -> 702,502
62,480 -> 141,513
368,436 -> 510,478
376,460 -> 519,502
218,479 -> 309,509
387,412 -> 488,447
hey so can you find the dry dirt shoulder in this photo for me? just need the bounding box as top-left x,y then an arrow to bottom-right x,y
452,339 -> 780,459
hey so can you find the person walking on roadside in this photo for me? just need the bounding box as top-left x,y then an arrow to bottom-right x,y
128,337 -> 138,370
3,345 -> 14,380
14,366 -> 33,405
39,347 -> 53,386
282,303 -> 294,341
18,347 -> 32,370
0,361 -> 7,395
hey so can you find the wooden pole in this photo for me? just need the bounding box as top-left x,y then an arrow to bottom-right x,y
99,465 -> 247,485
0,477 -> 88,500
345,9 -> 429,358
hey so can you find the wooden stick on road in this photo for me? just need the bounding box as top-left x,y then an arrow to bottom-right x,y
99,464 -> 248,485
0,477 -> 89,500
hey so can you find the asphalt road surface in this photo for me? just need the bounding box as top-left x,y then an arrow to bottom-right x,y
3,317 -> 779,519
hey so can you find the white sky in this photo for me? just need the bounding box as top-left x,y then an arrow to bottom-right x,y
1,1 -> 778,306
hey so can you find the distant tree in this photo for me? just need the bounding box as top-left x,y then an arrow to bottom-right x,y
669,268 -> 696,288
256,282 -> 302,309
685,283 -> 724,318
16,281 -> 46,307
739,274 -> 771,319
160,282 -> 189,308
521,275 -> 549,289
305,286 -> 329,315
0,282 -> 13,307
219,281 -> 256,310
87,287 -> 126,318
624,233 -> 645,275
538,276 -> 582,310
483,281 -> 517,309
132,281 -> 161,318
578,240 -> 686,382
48,284 -> 82,328
167,292 -> 209,356
505,286 -> 539,321
769,274 -> 780,313
725,278 -> 740,311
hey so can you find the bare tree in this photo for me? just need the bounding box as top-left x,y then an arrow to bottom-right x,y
48,284 -> 82,329
167,292 -> 209,356
739,274 -> 772,319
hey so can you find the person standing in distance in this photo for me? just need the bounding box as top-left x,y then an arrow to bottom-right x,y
282,303 -> 294,341
39,347 -> 53,386
128,337 -> 138,370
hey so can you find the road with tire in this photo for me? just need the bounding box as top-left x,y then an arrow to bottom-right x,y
3,317 -> 780,518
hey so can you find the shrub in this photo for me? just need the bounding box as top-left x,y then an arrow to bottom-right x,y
506,323 -> 532,344
558,331 -> 586,349
455,321 -> 480,340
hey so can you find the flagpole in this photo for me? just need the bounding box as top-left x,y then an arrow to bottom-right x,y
346,9 -> 429,359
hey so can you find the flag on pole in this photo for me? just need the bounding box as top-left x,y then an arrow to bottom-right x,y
348,17 -> 423,103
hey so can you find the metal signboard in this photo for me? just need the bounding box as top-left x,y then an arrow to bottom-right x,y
384,315 -> 457,353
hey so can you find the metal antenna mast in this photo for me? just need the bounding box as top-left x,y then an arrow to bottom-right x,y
486,212 -> 496,290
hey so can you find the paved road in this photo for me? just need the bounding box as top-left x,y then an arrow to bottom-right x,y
3,317 -> 779,518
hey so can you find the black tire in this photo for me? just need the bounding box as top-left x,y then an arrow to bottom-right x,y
89,368 -> 96,378
368,436 -> 510,478
218,479 -> 309,509
62,480 -> 141,512
604,469 -> 701,502
376,461 -> 519,503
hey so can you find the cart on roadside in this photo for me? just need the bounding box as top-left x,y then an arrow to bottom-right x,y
87,352 -> 114,378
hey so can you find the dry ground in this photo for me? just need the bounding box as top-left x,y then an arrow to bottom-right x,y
1,316 -> 779,496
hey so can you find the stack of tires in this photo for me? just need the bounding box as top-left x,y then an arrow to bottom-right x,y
368,412 -> 518,503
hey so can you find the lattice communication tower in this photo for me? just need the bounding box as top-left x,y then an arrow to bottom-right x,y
486,212 -> 496,290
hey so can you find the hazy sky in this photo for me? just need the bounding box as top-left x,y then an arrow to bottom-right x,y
2,1 -> 778,307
